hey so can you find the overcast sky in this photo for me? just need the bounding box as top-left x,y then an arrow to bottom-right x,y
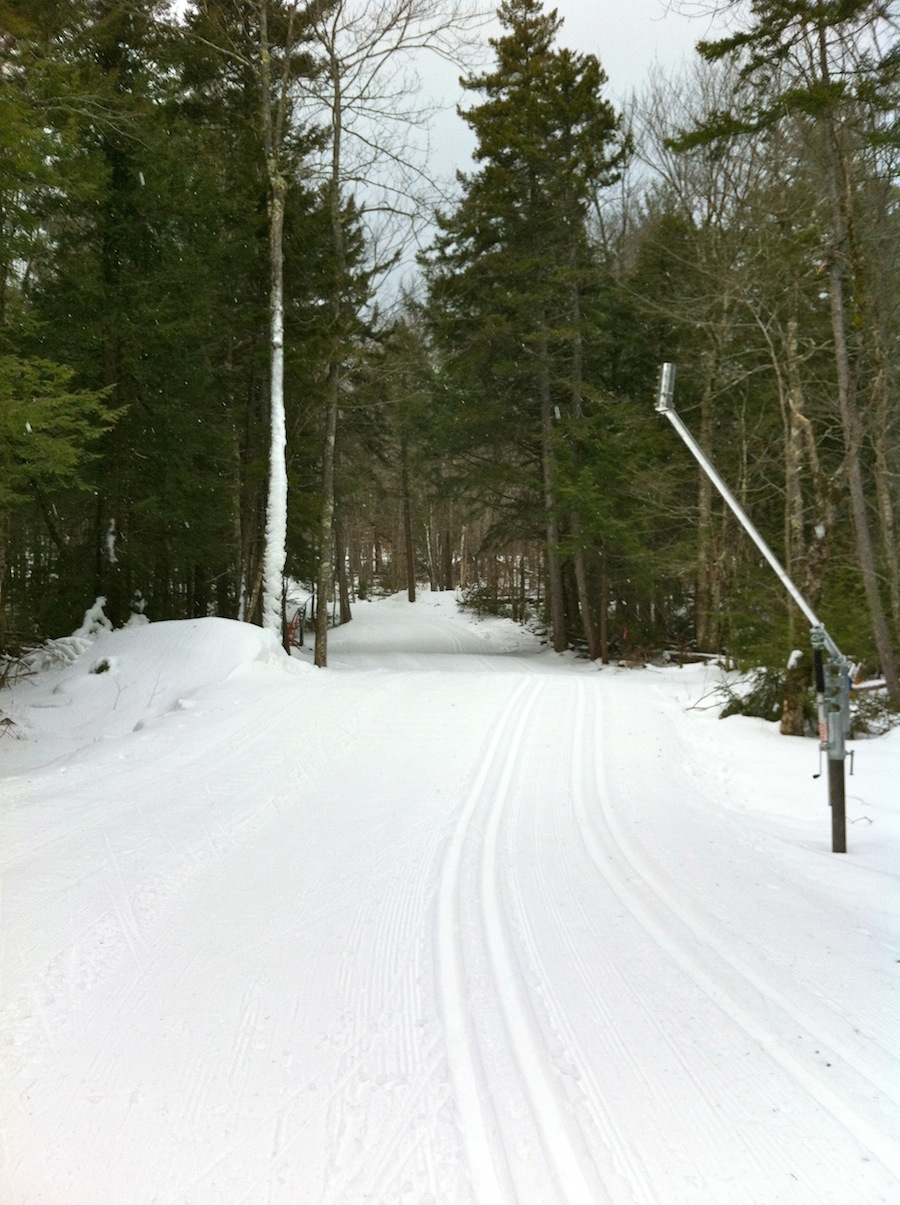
544,0 -> 729,99
425,0 -> 735,181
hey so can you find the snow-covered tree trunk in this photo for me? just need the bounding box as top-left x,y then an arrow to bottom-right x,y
261,169 -> 288,639
258,0 -> 291,643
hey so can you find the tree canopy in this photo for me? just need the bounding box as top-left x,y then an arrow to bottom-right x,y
0,0 -> 897,706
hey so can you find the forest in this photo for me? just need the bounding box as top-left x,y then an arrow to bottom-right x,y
1,0 -> 898,707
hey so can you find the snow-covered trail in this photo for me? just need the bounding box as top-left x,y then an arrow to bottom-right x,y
1,594 -> 897,1203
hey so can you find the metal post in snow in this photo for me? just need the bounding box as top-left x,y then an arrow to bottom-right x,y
812,630 -> 848,853
654,364 -> 851,853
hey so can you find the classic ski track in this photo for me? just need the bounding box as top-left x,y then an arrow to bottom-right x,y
573,679 -> 900,1181
560,686 -> 803,1196
503,685 -> 670,1205
477,679 -> 603,1205
603,683 -> 898,1111
436,679 -> 529,1202
432,619 -> 465,654
509,679 -> 786,1203
438,675 -> 603,1204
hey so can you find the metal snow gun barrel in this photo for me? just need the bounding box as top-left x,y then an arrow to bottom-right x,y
654,363 -> 853,853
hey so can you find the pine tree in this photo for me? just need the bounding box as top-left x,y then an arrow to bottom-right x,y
3,1 -> 334,636
0,357 -> 117,646
422,0 -> 627,651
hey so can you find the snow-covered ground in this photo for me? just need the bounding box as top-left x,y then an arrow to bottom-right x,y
1,591 -> 897,1204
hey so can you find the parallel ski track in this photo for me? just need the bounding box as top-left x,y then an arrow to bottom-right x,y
437,676 -> 600,1204
572,678 -> 900,1182
502,688 -> 664,1205
504,677 -> 793,1202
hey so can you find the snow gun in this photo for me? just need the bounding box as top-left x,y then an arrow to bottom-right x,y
654,363 -> 853,853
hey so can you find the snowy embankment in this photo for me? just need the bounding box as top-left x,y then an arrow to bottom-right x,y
1,592 -> 897,1204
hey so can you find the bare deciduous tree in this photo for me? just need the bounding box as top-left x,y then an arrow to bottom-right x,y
296,0 -> 484,666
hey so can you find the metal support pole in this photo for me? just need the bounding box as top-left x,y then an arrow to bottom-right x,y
812,629 -> 848,853
829,761 -> 846,854
655,364 -> 851,852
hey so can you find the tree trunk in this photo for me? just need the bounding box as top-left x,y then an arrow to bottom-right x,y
696,367 -> 718,651
780,653 -> 809,737
258,0 -> 291,643
442,528 -> 453,591
401,434 -> 416,602
871,362 -> 900,637
825,182 -> 900,704
261,168 -> 287,639
568,271 -> 599,659
537,319 -> 566,652
862,281 -> 900,639
336,512 -> 352,626
599,553 -> 610,664
573,536 -> 599,660
314,363 -> 339,666
315,43 -> 348,667
816,32 -> 900,706
778,305 -> 815,651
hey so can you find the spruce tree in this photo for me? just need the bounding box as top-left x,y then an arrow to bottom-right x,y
0,358 -> 117,647
422,0 -> 626,651
4,1 -> 334,635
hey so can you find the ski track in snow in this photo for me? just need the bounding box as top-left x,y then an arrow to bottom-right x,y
578,682 -> 900,1171
571,679 -> 898,1199
436,676 -> 605,1204
1,597 -> 897,1203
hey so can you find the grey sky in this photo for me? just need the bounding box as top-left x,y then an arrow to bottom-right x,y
426,0 -> 733,180
551,0 -> 728,100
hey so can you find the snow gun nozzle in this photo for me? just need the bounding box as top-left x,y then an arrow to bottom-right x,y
655,362 -> 676,413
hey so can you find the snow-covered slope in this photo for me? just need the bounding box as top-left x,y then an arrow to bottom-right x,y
1,593 -> 897,1203
1,617 -> 307,769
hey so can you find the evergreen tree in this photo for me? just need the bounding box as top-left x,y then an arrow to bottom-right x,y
422,0 -> 627,651
0,1 -> 335,639
0,357 -> 117,646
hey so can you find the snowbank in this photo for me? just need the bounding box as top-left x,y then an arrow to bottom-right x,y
1,616 -> 309,771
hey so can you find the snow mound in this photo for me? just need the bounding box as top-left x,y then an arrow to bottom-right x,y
2,617 -> 307,767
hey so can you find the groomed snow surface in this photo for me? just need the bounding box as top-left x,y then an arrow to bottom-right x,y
1,591 -> 897,1204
